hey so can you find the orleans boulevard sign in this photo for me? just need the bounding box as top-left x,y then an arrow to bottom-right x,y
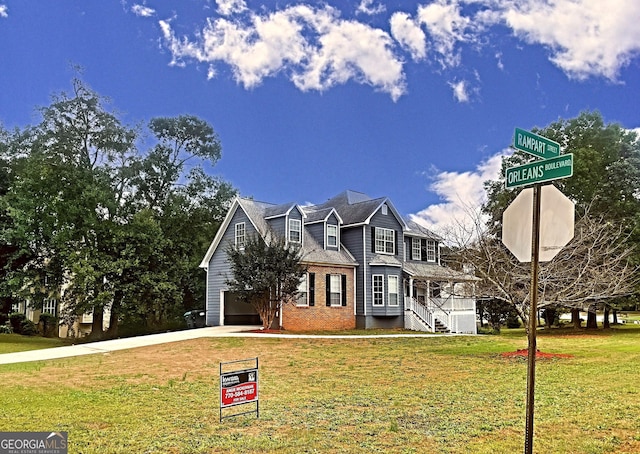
505,153 -> 574,189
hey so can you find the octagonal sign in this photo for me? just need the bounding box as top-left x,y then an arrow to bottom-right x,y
502,185 -> 575,262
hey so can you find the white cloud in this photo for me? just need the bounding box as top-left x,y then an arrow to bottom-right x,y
292,14 -> 405,100
153,0 -> 640,99
131,4 -> 155,17
216,0 -> 246,16
390,12 -> 426,61
0,5 -> 8,18
416,0 -> 470,68
410,152 -> 508,235
159,5 -> 406,100
356,0 -> 386,16
449,79 -> 469,102
500,0 -> 640,80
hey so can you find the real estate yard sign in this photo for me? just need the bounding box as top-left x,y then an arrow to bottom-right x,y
220,358 -> 259,421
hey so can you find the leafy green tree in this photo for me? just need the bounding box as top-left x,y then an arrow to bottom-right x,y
1,78 -> 235,338
226,234 -> 306,330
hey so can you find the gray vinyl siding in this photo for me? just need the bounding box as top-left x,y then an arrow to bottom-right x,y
369,266 -> 403,317
363,209 -> 405,321
405,236 -> 439,263
369,210 -> 405,257
267,217 -> 285,237
205,208 -> 257,326
341,226 -> 366,315
306,222 -> 324,246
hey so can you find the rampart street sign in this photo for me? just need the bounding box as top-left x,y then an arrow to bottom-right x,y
514,127 -> 561,159
505,153 -> 573,189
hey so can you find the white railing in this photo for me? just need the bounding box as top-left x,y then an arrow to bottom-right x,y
405,297 -> 434,332
406,296 -> 477,334
429,296 -> 477,334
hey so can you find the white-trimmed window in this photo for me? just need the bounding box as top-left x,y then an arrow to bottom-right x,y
372,275 -> 384,306
297,274 -> 308,306
426,240 -> 436,262
329,274 -> 342,307
388,276 -> 399,306
327,224 -> 338,247
289,219 -> 301,243
235,222 -> 245,249
381,204 -> 388,215
375,228 -> 395,255
42,298 -> 57,315
412,238 -> 421,261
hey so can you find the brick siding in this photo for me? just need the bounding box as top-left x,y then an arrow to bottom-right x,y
281,264 -> 356,331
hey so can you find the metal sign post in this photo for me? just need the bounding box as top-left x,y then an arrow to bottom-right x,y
503,128 -> 575,454
524,184 -> 541,454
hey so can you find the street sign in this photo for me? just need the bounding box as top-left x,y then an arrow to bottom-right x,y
502,185 -> 575,262
505,153 -> 573,189
514,127 -> 561,159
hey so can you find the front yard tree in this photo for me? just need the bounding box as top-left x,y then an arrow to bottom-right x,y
451,204 -> 639,330
1,77 -> 236,338
226,234 -> 306,330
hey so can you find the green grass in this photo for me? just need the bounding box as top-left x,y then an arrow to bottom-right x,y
0,333 -> 72,354
1,328 -> 640,453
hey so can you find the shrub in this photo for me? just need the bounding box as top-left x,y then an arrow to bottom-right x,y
506,313 -> 522,329
0,322 -> 12,334
39,313 -> 59,337
9,312 -> 38,336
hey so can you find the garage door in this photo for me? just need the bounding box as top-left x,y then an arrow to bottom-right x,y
223,291 -> 261,325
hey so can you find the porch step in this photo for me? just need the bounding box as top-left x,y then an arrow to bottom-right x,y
434,319 -> 450,333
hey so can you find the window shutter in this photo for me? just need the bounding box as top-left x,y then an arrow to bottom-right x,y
309,273 -> 315,306
395,230 -> 399,256
326,274 -> 331,307
371,227 -> 376,253
341,274 -> 347,306
421,239 -> 427,262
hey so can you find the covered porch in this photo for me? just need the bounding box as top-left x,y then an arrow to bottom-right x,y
403,262 -> 478,334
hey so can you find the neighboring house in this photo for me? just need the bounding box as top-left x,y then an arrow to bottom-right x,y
200,190 -> 478,333
12,296 -> 108,338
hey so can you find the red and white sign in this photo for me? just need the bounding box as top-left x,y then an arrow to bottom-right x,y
220,370 -> 258,408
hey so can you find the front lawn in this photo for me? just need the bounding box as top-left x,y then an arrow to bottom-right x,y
1,327 -> 639,453
0,333 -> 72,354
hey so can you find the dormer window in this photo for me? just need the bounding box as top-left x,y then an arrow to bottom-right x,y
327,224 -> 338,247
289,219 -> 301,243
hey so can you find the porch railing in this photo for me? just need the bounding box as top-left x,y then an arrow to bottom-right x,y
405,296 -> 477,334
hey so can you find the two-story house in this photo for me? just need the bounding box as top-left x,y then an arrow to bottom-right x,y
200,190 -> 477,333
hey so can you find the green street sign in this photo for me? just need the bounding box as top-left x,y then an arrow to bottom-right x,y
514,128 -> 561,159
505,153 -> 573,189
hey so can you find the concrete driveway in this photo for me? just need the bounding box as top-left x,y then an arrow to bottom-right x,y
0,326 -> 459,365
0,326 -> 261,365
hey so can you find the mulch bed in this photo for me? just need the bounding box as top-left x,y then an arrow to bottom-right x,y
501,349 -> 573,359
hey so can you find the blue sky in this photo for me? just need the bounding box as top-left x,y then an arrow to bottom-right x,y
1,0 -> 639,232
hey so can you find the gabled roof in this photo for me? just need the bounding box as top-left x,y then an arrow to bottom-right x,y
311,190 -> 408,229
404,218 -> 442,241
199,197 -> 276,268
264,202 -> 307,219
303,206 -> 343,224
301,230 -> 358,267
200,196 -> 357,269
